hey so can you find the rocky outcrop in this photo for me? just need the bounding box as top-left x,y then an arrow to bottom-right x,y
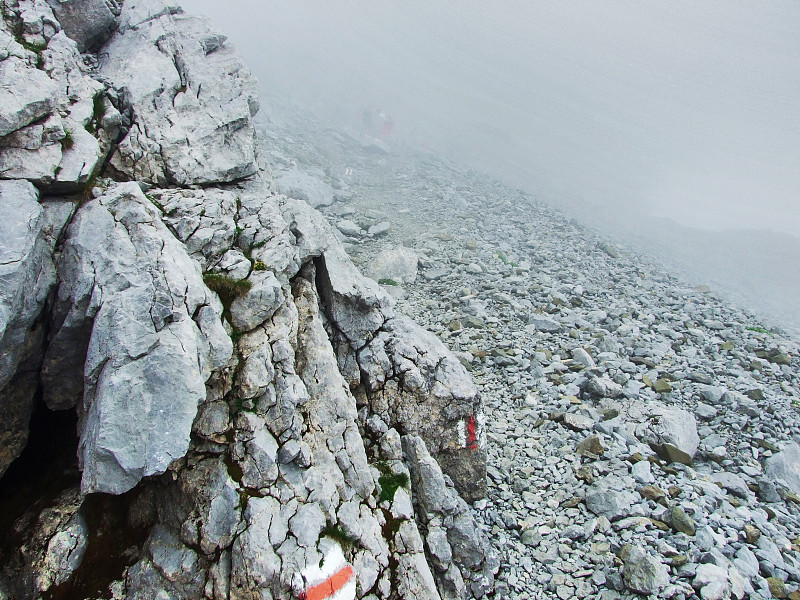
0,1 -> 493,598
101,0 -> 258,186
42,182 -> 232,494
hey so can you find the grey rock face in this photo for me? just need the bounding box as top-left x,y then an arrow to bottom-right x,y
0,181 -> 52,389
148,187 -> 238,269
350,314 -> 487,501
0,58 -> 59,137
0,4 -> 494,599
317,243 -> 394,348
43,183 -> 231,494
229,270 -> 283,332
765,441 -> 800,495
101,3 -> 258,185
0,488 -> 87,599
404,435 -> 497,598
46,0 -> 119,51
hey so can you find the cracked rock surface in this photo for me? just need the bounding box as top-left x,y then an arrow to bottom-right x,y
0,1 -> 493,598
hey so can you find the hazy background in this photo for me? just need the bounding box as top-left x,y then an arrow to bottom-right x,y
181,0 -> 800,328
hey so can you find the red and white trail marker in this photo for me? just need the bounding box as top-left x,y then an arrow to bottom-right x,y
295,543 -> 356,600
458,413 -> 486,451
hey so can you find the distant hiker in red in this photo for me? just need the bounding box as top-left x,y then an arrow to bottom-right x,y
381,114 -> 394,139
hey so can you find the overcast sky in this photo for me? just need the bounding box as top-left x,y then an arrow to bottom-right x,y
181,0 -> 800,236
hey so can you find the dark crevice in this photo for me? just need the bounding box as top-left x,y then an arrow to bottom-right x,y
43,488 -> 155,600
0,400 -> 79,547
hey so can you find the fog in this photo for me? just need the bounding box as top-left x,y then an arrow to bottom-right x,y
181,0 -> 800,326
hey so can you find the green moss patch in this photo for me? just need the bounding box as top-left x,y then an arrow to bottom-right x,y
203,274 -> 252,310
321,523 -> 357,550
378,471 -> 409,503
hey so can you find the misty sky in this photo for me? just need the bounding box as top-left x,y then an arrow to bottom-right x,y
181,0 -> 800,235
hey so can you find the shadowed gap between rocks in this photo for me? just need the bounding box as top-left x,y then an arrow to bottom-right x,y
41,489 -> 155,600
0,398 -> 79,547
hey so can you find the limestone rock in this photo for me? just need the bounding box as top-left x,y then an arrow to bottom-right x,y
0,181 -> 71,476
46,0 -> 119,52
403,435 -> 497,597
368,245 -> 419,285
353,315 -> 486,501
42,183 -> 232,494
317,243 -> 394,348
275,168 -> 335,208
0,58 -> 59,138
148,187 -> 238,269
0,115 -> 63,185
229,270 -> 283,332
0,488 -> 87,599
101,3 -> 258,185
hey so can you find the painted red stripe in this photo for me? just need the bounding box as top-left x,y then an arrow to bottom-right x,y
467,414 -> 477,450
300,565 -> 354,600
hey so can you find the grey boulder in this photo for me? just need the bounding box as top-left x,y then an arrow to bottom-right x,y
621,399 -> 700,464
368,245 -> 419,285
275,168 -> 335,208
620,544 -> 669,595
43,183 -> 232,494
765,441 -> 800,496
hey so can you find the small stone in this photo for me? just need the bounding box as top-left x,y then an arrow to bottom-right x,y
577,435 -> 605,457
639,486 -> 667,502
564,413 -> 594,432
770,352 -> 792,365
671,506 -> 696,536
767,577 -> 788,599
744,524 -> 761,545
631,460 -> 654,484
521,529 -> 539,547
650,520 -> 669,531
627,452 -> 645,464
571,348 -> 596,369
654,378 -> 673,393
